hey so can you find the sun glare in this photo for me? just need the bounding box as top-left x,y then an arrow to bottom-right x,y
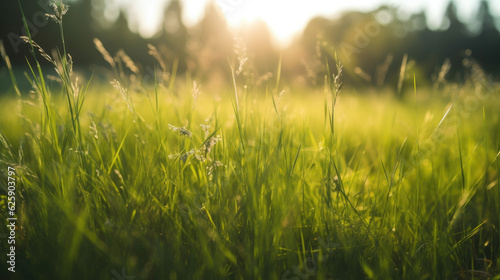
214,0 -> 389,46
221,0 -> 328,46
126,0 -> 500,45
221,1 -> 307,46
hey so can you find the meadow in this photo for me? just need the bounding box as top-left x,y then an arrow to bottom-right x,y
0,4 -> 500,280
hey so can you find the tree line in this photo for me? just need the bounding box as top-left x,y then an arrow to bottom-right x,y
1,0 -> 499,89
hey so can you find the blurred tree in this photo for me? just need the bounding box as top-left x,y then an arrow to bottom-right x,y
478,0 -> 496,32
298,0 -> 500,89
187,2 -> 234,83
241,20 -> 278,76
158,0 -> 188,70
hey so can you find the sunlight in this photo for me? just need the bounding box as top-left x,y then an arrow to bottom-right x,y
213,0 -> 388,46
120,0 -> 500,45
223,0 -> 315,46
126,0 -> 167,38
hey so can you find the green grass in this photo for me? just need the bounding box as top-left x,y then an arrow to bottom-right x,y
0,4 -> 500,279
0,80 -> 499,279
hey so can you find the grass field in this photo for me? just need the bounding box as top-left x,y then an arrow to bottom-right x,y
1,5 -> 500,280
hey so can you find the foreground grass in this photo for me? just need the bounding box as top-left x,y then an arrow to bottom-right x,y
0,76 -> 499,279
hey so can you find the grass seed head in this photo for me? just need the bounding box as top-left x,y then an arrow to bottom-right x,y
117,49 -> 139,74
0,41 -> 12,70
234,37 -> 248,76
45,2 -> 69,23
50,2 -> 69,18
207,161 -> 224,176
147,43 -> 167,72
201,124 -> 211,138
204,135 -> 222,155
192,81 -> 201,108
94,38 -> 115,68
20,36 -> 54,64
168,124 -> 193,138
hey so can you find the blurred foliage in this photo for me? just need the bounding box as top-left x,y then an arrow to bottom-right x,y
300,1 -> 500,89
0,0 -> 499,90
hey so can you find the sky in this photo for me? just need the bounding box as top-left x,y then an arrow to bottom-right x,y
107,0 -> 500,46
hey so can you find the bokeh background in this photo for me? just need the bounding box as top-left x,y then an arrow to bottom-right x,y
1,0 -> 500,91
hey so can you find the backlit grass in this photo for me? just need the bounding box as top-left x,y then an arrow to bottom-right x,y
0,3 -> 499,279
